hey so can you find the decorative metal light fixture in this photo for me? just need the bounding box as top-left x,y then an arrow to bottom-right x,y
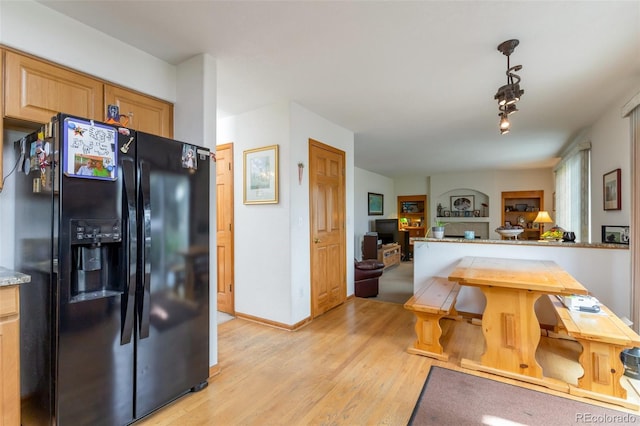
494,39 -> 524,134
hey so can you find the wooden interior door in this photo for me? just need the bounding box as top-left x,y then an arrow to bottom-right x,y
309,139 -> 346,318
216,144 -> 234,314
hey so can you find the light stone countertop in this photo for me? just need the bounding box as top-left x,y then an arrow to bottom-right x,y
0,266 -> 31,287
412,237 -> 629,250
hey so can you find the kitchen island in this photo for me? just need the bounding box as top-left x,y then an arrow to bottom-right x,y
0,267 -> 30,426
412,237 -> 630,325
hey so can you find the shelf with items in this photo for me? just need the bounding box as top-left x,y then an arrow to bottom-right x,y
398,195 -> 427,229
436,190 -> 490,220
501,190 -> 544,240
436,217 -> 490,223
402,226 -> 426,238
398,195 -> 427,259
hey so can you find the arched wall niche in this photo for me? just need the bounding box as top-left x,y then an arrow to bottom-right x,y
434,188 -> 491,238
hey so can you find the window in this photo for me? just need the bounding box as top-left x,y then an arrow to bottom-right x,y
554,139 -> 591,242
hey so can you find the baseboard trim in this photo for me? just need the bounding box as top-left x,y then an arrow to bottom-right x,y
209,364 -> 220,379
235,311 -> 312,331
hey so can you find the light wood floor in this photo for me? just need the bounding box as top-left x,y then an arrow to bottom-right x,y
136,297 -> 639,425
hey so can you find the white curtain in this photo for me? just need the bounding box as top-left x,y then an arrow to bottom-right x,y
554,141 -> 591,242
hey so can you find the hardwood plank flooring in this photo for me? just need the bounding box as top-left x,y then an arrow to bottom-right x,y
136,297 -> 639,425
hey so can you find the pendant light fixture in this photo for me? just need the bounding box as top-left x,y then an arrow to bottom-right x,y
494,39 -> 524,134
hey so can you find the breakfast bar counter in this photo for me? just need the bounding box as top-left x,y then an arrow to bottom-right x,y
412,236 -> 629,250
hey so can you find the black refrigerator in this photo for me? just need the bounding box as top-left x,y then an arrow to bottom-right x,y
13,113 -> 210,425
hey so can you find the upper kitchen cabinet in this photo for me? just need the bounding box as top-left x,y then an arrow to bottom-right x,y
104,85 -> 173,138
4,51 -> 103,123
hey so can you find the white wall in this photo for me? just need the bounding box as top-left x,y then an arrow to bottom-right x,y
175,53 -> 218,368
353,167 -> 395,260
352,167 -> 555,259
290,103 -> 355,318
429,169 -> 554,239
590,96 -> 634,241
394,176 -> 429,197
218,102 -> 354,325
0,128 -> 30,268
218,102 -> 292,324
0,1 -> 176,102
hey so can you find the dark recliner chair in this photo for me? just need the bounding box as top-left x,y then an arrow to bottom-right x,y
354,259 -> 385,297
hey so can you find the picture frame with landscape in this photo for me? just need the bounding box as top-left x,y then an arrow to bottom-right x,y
368,192 -> 384,215
243,145 -> 279,204
367,192 -> 384,216
603,168 -> 621,210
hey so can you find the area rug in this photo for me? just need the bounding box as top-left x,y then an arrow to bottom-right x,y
409,366 -> 640,425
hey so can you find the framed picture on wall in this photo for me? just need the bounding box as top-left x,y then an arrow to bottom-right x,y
368,192 -> 384,215
603,168 -> 621,210
450,195 -> 474,212
602,225 -> 630,245
243,145 -> 279,204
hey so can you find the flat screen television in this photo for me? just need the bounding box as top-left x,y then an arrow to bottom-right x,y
375,219 -> 399,245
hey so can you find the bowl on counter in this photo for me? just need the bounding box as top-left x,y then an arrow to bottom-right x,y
495,228 -> 524,239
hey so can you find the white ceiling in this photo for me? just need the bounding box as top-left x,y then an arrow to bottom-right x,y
37,1 -> 640,177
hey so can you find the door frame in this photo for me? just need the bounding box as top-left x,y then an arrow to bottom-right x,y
308,138 -> 347,318
216,143 -> 235,314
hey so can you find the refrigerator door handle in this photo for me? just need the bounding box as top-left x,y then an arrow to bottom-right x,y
121,158 -> 137,345
139,160 -> 152,339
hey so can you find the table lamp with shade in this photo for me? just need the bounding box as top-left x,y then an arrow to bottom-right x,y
533,211 -> 553,236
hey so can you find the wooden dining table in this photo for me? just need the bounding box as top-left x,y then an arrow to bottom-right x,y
448,256 -> 588,388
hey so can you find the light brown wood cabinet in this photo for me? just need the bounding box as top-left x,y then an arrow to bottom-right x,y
0,285 -> 20,425
4,50 -> 104,122
105,85 -> 173,138
378,244 -> 401,269
398,195 -> 427,237
1,48 -> 174,192
501,190 -> 544,240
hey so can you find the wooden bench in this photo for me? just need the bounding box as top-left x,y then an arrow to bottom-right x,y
548,295 -> 640,409
404,277 -> 461,361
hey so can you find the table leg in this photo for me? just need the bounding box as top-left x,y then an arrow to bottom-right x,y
478,287 -> 544,378
573,339 -> 628,399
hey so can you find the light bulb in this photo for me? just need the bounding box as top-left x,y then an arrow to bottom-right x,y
499,114 -> 510,130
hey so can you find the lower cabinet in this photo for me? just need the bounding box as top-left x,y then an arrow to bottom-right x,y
0,285 -> 20,425
378,244 -> 401,269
